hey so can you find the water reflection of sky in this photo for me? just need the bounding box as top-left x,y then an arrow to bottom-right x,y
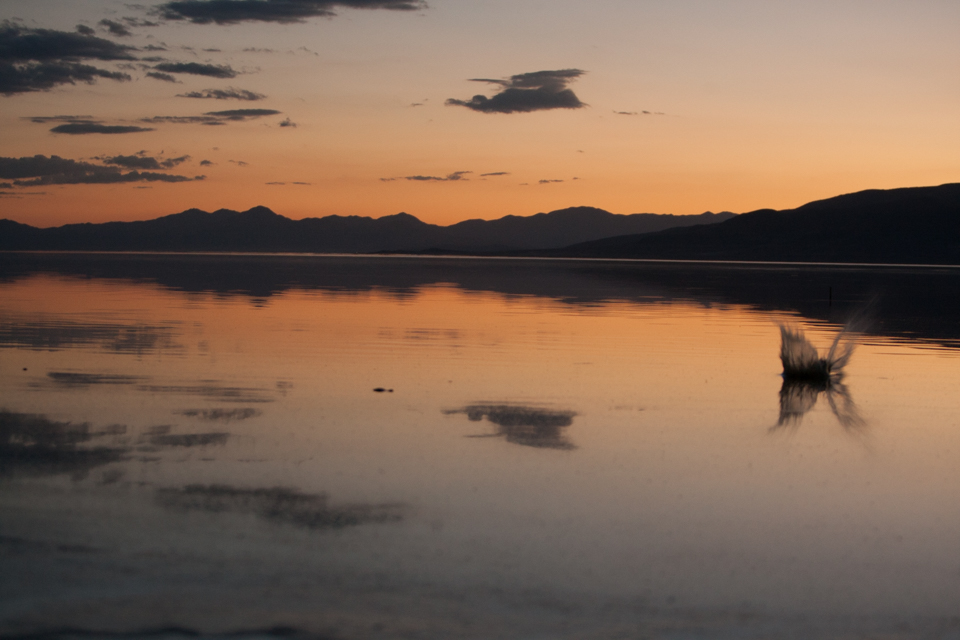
3,256 -> 960,638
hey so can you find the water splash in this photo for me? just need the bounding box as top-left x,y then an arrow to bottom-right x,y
779,324 -> 855,381
774,323 -> 865,433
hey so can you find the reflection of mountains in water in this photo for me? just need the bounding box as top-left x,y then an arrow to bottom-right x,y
3,253 -> 960,349
446,404 -> 577,450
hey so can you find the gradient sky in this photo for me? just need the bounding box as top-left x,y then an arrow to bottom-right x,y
2,0 -> 959,227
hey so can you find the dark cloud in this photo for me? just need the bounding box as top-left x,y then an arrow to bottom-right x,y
142,44 -> 168,52
101,153 -> 190,170
146,71 -> 178,82
480,171 -> 509,177
152,61 -> 237,78
1,61 -> 131,95
446,68 -> 586,114
0,21 -> 136,95
243,47 -> 275,53
0,155 -> 202,186
156,0 -> 427,25
99,19 -> 132,37
539,179 -> 564,184
199,159 -> 214,165
266,181 -> 311,185
75,25 -> 95,36
177,87 -> 265,100
51,123 -> 154,134
279,117 -> 296,127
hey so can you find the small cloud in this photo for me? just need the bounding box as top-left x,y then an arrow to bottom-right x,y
146,71 -> 179,83
142,44 -> 167,51
177,87 -> 265,100
51,123 -> 154,134
202,48 -> 221,52
279,117 -> 296,127
614,110 -> 637,116
243,47 -> 275,53
156,1 -> 427,25
229,160 -> 248,166
480,171 -> 509,177
152,62 -> 238,78
99,19 -> 132,37
75,24 -> 95,35
409,102 -> 423,107
199,159 -> 214,166
539,179 -> 564,184
402,171 -> 471,182
446,69 -> 586,114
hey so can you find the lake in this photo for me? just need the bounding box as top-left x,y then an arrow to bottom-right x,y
2,253 -> 960,639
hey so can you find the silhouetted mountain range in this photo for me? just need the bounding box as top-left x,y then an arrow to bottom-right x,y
0,206 -> 733,254
544,183 -> 960,265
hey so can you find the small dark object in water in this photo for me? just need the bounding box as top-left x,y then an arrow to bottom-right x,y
373,387 -> 394,393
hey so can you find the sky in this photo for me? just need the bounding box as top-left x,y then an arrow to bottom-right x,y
2,0 -> 959,228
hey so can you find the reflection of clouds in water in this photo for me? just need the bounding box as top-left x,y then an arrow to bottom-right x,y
155,484 -> 407,530
773,379 -> 865,434
0,409 -> 126,479
47,371 -> 147,386
445,404 -> 577,450
0,318 -> 181,354
136,383 -> 275,403
148,432 -> 229,447
175,408 -> 262,421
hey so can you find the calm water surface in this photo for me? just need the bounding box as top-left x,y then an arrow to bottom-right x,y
2,254 -> 960,639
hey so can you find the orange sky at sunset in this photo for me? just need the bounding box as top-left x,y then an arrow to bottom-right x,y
2,1 -> 959,228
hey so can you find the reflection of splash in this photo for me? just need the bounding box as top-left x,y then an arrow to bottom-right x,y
0,409 -> 125,478
779,324 -> 855,381
774,379 -> 865,433
445,404 -> 577,450
176,408 -> 262,421
155,484 -> 406,530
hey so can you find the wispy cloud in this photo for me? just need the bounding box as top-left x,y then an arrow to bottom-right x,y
177,87 -> 265,100
447,69 -> 586,114
0,154 -> 203,186
480,171 -> 509,177
156,0 -> 427,25
146,71 -> 179,82
152,62 -> 238,78
51,123 -> 154,134
141,108 -> 281,126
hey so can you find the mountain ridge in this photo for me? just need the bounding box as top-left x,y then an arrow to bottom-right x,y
0,206 -> 734,254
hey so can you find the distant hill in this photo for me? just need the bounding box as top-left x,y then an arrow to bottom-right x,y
0,206 -> 733,254
545,183 -> 960,265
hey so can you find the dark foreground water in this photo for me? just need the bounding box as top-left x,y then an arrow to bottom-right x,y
2,254 -> 960,639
